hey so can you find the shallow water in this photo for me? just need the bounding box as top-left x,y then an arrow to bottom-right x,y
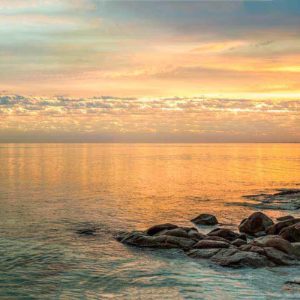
0,143 -> 300,299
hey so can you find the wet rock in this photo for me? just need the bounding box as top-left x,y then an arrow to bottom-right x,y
283,279 -> 300,292
193,240 -> 230,249
239,212 -> 274,235
263,247 -> 298,266
76,228 -> 97,236
187,248 -> 220,259
277,215 -> 295,222
267,218 -> 300,235
187,229 -> 206,241
242,189 -> 300,210
117,231 -> 196,250
231,238 -> 247,247
208,228 -> 241,241
211,248 -> 271,268
204,235 -> 229,243
158,235 -> 196,250
146,223 -> 178,236
239,244 -> 266,255
191,214 -> 218,226
162,228 -> 190,238
253,235 -> 296,255
280,223 -> 300,243
292,242 -> 300,255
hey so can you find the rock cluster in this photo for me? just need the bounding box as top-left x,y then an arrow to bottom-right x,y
116,212 -> 300,268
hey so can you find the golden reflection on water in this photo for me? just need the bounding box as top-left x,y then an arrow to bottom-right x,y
0,143 -> 300,230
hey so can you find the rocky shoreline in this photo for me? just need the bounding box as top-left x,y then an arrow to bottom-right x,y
233,189 -> 300,211
115,212 -> 300,268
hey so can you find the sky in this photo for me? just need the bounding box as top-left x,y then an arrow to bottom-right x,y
0,0 -> 299,142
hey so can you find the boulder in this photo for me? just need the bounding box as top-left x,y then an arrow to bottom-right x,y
231,238 -> 247,247
117,230 -> 196,250
239,212 -> 274,235
76,228 -> 97,236
187,229 -> 206,241
280,223 -> 300,243
239,244 -> 266,255
253,235 -> 296,255
283,280 -> 300,292
204,235 -> 229,243
263,247 -> 297,266
292,242 -> 300,255
146,223 -> 178,236
162,228 -> 190,238
277,215 -> 294,222
208,228 -> 241,241
193,240 -> 230,249
266,218 -> 300,235
211,248 -> 272,268
187,248 -> 220,259
157,235 -> 197,250
191,214 -> 218,226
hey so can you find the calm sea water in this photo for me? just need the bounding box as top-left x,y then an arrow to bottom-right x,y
0,143 -> 300,299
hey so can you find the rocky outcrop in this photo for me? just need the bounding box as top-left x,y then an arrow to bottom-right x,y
242,189 -> 300,210
239,212 -> 274,235
191,214 -> 218,226
116,211 -> 300,269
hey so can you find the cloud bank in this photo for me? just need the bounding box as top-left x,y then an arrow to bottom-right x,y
0,94 -> 299,142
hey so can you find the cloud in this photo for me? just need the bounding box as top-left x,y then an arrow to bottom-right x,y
0,94 -> 299,142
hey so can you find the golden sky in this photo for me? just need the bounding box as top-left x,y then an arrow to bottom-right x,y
0,0 -> 299,142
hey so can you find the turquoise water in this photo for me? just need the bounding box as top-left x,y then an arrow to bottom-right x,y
0,143 -> 300,299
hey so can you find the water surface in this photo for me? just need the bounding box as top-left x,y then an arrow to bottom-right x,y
0,143 -> 300,299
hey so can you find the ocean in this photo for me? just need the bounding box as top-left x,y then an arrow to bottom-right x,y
0,143 -> 300,299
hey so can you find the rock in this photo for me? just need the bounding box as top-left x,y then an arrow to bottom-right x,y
118,231 -> 196,250
266,218 -> 300,235
280,223 -> 300,243
283,280 -> 300,292
208,228 -> 241,241
187,229 -> 206,241
211,248 -> 272,268
253,235 -> 296,255
239,212 -> 274,235
231,238 -> 247,247
162,228 -> 190,238
204,235 -> 229,243
263,247 -> 297,266
239,244 -> 266,255
277,215 -> 295,222
191,214 -> 218,226
238,234 -> 248,242
158,235 -> 196,250
193,240 -> 230,249
292,242 -> 300,255
188,230 -> 206,241
76,228 -> 97,236
146,223 -> 178,236
187,248 -> 220,259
